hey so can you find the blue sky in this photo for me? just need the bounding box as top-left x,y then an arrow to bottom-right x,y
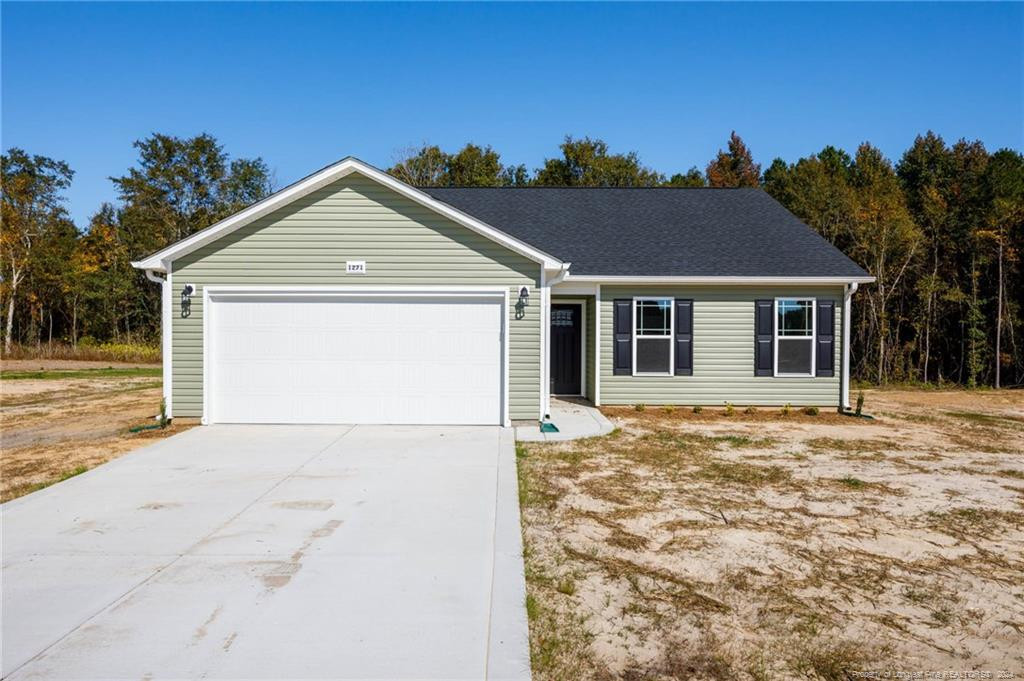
3,2 -> 1022,227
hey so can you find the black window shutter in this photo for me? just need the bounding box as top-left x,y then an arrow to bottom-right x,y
613,299 -> 632,375
754,299 -> 773,376
674,299 -> 693,376
816,300 -> 836,377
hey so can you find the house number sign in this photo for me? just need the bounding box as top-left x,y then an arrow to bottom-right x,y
346,261 -> 367,274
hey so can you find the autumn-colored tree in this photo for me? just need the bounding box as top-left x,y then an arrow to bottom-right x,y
705,132 -> 761,188
1,149 -> 74,352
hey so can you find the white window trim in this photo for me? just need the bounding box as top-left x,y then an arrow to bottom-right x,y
773,297 -> 816,378
632,296 -> 674,377
551,299 -> 587,397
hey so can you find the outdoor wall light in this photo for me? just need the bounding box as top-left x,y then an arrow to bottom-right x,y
181,283 -> 195,318
515,286 -> 530,320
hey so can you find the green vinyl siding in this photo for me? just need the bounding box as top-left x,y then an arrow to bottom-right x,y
599,286 -> 844,407
170,173 -> 540,420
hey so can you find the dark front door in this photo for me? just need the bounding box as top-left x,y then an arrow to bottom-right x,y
550,303 -> 582,395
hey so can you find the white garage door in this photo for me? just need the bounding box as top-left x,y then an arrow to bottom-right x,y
208,294 -> 504,425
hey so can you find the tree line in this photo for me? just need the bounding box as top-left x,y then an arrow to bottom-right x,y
2,132 -> 1021,387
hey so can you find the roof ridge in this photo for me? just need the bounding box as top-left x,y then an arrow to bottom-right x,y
419,185 -> 762,190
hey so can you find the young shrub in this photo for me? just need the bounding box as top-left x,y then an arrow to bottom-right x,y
634,403 -> 646,412
662,404 -> 675,414
743,405 -> 757,415
855,391 -> 865,417
803,406 -> 820,416
692,405 -> 703,414
782,403 -> 792,416
158,398 -> 169,429
724,402 -> 735,416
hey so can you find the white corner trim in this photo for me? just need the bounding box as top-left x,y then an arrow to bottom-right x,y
539,267 -> 549,421
165,265 -> 173,417
842,283 -> 859,409
144,268 -> 173,418
566,275 -> 876,285
594,284 -> 601,406
131,157 -> 563,272
201,284 -> 512,427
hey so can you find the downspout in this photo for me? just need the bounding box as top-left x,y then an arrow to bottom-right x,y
144,268 -> 173,418
842,282 -> 858,410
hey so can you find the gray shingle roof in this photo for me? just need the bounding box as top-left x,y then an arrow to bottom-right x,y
419,187 -> 870,278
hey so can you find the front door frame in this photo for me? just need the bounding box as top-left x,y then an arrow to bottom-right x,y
550,298 -> 587,397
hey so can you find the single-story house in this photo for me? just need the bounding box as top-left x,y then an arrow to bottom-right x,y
132,157 -> 874,427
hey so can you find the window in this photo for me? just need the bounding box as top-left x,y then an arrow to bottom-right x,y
633,298 -> 673,375
775,298 -> 815,376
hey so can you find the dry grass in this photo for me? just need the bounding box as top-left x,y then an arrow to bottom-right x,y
518,389 -> 1024,680
2,342 -> 160,364
1,359 -> 190,502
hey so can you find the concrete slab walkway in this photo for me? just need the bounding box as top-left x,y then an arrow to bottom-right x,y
1,425 -> 530,680
515,398 -> 615,442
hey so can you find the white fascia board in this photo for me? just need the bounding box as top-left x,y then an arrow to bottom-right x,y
131,157 -> 563,272
566,275 -> 876,285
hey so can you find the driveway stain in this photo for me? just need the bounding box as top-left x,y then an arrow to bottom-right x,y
138,502 -> 182,510
192,605 -> 222,643
222,632 -> 237,651
260,519 -> 343,590
272,500 -> 334,511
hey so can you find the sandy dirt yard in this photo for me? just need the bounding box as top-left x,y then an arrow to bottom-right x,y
517,390 -> 1024,680
1,361 -> 193,502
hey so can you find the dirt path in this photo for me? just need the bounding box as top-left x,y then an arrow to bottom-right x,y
1,362 -> 192,502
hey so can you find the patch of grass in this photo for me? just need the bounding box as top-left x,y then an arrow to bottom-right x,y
522,552 -> 605,678
787,636 -> 870,681
807,437 -> 894,454
555,577 -> 576,596
996,469 -> 1024,480
1,367 -> 162,380
6,465 -> 91,500
696,459 -> 792,487
516,443 -> 562,510
564,544 -> 729,613
945,410 -> 1024,427
837,475 -> 866,489
2,341 -> 160,363
926,507 -> 1024,539
716,435 -> 778,448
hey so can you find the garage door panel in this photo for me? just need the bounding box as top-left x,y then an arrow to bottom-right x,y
209,295 -> 503,425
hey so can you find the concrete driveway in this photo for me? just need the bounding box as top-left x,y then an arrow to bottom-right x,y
1,425 -> 530,680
